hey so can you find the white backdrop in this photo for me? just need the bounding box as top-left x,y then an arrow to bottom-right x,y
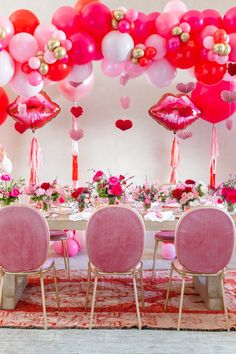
0,0 -> 235,186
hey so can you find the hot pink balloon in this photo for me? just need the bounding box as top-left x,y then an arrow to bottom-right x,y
146,59 -> 176,88
181,10 -> 204,32
132,12 -> 159,44
145,34 -> 167,60
67,239 -> 79,257
156,12 -> 179,37
101,60 -> 124,77
70,32 -> 96,65
58,74 -> 95,101
161,243 -> 176,260
9,33 -> 38,63
202,9 -> 223,28
0,16 -> 14,48
126,9 -> 138,22
52,6 -> 80,37
164,0 -> 188,19
229,33 -> 236,62
34,24 -> 57,50
27,71 -> 43,86
223,6 -> 236,33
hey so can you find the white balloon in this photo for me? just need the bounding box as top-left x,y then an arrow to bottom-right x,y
0,50 -> 15,86
102,31 -> 134,63
67,62 -> 93,83
164,0 -> 188,18
10,65 -> 43,97
146,59 -> 177,88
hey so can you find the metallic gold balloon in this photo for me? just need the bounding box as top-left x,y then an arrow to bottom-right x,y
0,27 -> 6,40
213,43 -> 226,55
131,57 -> 138,65
47,38 -> 60,51
180,32 -> 190,43
113,10 -> 125,21
224,43 -> 231,56
132,47 -> 145,59
39,63 -> 49,75
172,26 -> 182,36
54,46 -> 67,59
111,18 -> 118,29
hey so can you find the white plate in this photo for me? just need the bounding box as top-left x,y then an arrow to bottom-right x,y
51,207 -> 77,215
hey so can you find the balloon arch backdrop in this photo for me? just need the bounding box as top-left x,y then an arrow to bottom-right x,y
1,0 -> 236,186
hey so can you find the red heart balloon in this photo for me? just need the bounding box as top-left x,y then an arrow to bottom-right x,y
70,106 -> 84,118
115,119 -> 133,131
14,122 -> 28,134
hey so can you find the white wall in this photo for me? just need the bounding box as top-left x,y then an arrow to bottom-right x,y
0,0 -> 236,186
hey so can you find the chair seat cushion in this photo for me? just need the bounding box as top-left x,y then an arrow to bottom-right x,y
155,230 -> 175,242
50,230 -> 67,240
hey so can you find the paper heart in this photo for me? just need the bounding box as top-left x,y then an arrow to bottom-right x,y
69,81 -> 82,88
226,118 -> 233,130
115,119 -> 133,131
70,106 -> 83,118
228,63 -> 236,77
120,96 -> 131,110
221,90 -> 236,103
120,74 -> 130,86
177,129 -> 193,140
14,122 -> 28,134
176,82 -> 196,94
69,128 -> 84,141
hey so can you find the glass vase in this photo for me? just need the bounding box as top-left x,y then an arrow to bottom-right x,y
108,196 -> 116,205
42,201 -> 51,213
227,202 -> 235,213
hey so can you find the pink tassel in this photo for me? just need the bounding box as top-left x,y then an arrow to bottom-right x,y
226,118 -> 233,130
209,125 -> 219,189
170,136 -> 180,184
29,137 -> 42,186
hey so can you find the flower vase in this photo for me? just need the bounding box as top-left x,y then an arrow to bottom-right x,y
108,196 -> 116,205
227,202 -> 235,213
79,205 -> 85,212
42,201 -> 51,213
0,199 -> 11,207
143,203 -> 151,212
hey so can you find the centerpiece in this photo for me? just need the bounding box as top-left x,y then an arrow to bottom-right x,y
26,179 -> 60,212
216,176 -> 236,212
0,174 -> 25,206
71,186 -> 92,212
132,184 -> 158,211
171,182 -> 200,211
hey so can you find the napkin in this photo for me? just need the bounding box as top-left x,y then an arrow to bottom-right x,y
69,211 -> 92,221
144,210 -> 174,222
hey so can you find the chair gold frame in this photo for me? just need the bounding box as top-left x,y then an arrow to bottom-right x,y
0,260 -> 60,329
152,235 -> 174,281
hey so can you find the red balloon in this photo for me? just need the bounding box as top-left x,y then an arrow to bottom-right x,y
9,9 -> 40,35
202,9 -> 223,28
52,6 -> 81,37
0,89 -> 9,125
131,12 -> 159,45
191,80 -> 236,124
181,10 -> 204,32
75,0 -> 100,13
167,40 -> 197,69
214,29 -> 228,44
223,6 -> 236,33
46,62 -> 71,81
7,91 -> 60,133
70,32 -> 96,65
194,60 -> 227,85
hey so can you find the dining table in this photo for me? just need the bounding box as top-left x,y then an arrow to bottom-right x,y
1,208 -> 235,312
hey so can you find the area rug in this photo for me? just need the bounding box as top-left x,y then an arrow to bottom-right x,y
1,270 -> 236,330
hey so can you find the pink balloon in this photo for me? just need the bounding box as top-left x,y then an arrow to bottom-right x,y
27,71 -> 43,86
156,12 -> 179,37
118,20 -> 131,34
53,30 -> 66,41
181,10 -> 204,32
167,37 -> 181,52
223,6 -> 236,33
10,65 -> 43,97
202,9 -> 223,28
161,243 -> 176,260
164,0 -> 188,19
9,33 -> 38,63
34,24 -> 57,50
0,50 -> 15,87
52,6 -> 80,37
200,25 -> 218,43
146,59 -> 176,87
58,74 -> 95,101
0,16 -> 14,48
203,36 -> 214,50
44,50 -> 57,64
132,12 -> 159,44
52,241 -> 63,256
229,33 -> 236,62
67,239 -> 79,257
101,60 -> 124,77
124,61 -> 145,79
126,9 -> 138,22
67,62 -> 93,83
70,32 -> 96,65
28,56 -> 41,69
145,34 -> 167,60
102,31 -> 134,63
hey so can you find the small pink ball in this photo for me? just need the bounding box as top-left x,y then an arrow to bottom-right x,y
118,20 -> 131,33
126,8 -> 138,22
180,22 -> 191,33
161,243 -> 176,260
27,71 -> 43,86
28,56 -> 41,70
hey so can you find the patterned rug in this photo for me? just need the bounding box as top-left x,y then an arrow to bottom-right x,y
1,270 -> 236,330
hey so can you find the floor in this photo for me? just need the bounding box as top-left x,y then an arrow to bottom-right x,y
2,238 -> 236,354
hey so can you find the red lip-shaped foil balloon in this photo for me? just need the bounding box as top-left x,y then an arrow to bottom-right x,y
148,93 -> 201,132
7,91 -> 61,134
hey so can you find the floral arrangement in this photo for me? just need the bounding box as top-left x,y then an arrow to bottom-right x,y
171,182 -> 199,210
0,174 -> 25,206
216,176 -> 236,212
26,179 -> 60,211
91,170 -> 133,204
185,179 -> 208,198
132,184 -> 158,210
71,187 -> 92,211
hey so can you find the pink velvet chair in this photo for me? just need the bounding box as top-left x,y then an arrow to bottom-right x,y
0,205 -> 60,329
164,207 -> 235,331
85,205 -> 145,329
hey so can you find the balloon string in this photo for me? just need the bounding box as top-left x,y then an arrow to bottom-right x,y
169,135 -> 180,184
29,137 -> 42,186
72,98 -> 79,188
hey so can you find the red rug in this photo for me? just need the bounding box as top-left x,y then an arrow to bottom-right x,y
1,270 -> 236,330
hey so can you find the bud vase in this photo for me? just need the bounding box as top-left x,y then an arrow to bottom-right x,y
227,202 -> 235,213
108,197 -> 116,205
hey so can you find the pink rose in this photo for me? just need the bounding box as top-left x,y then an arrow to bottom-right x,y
45,189 -> 53,197
93,170 -> 103,182
1,174 -> 11,181
10,188 -> 20,197
145,198 -> 151,205
108,176 -> 118,185
35,188 -> 45,197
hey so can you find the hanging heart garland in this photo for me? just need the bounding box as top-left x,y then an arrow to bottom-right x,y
69,128 -> 84,141
176,82 -> 196,94
115,119 -> 133,131
70,106 -> 84,118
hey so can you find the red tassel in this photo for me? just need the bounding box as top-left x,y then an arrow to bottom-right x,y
209,125 -> 219,189
29,137 -> 42,186
72,154 -> 78,182
170,136 -> 180,184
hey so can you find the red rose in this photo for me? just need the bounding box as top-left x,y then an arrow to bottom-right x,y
217,198 -> 223,204
226,190 -> 236,204
185,179 -> 195,185
41,182 -> 51,190
184,186 -> 192,193
119,175 -> 125,180
71,190 -> 79,199
222,187 -> 232,198
93,171 -> 103,182
111,183 -> 123,196
77,187 -> 84,195
172,188 -> 183,200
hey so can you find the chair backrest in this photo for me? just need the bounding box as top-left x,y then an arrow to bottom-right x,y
175,207 -> 235,274
86,206 -> 145,273
0,205 -> 50,272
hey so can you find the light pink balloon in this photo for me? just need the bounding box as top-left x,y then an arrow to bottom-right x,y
9,33 -> 39,63
200,25 -> 218,43
27,71 -> 43,86
101,59 -> 124,77
207,50 -> 218,62
180,22 -> 191,33
52,241 -> 63,255
216,55 -> 228,65
53,30 -> 66,41
44,50 -> 57,64
164,0 -> 188,18
146,58 -> 177,87
161,243 -> 176,260
10,65 -> 43,97
28,56 -> 41,69
61,39 -> 72,51
0,16 -> 14,48
58,74 -> 95,101
67,62 -> 93,83
34,24 -> 57,50
126,8 -> 138,22
124,61 -> 145,79
145,34 -> 167,60
203,36 -> 214,50
229,33 -> 236,62
156,12 -> 179,37
102,31 -> 134,63
0,50 -> 15,87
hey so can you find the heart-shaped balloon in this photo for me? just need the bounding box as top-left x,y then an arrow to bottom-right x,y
177,129 -> 193,140
221,90 -> 236,103
69,128 -> 84,141
14,122 -> 28,134
226,118 -> 233,130
120,96 -> 131,110
70,106 -> 84,118
228,63 -> 236,77
176,82 -> 196,94
69,81 -> 82,88
120,74 -> 130,86
149,94 -> 201,132
115,119 -> 133,131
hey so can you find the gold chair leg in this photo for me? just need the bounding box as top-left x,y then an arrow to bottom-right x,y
177,274 -> 186,331
89,270 -> 98,329
40,271 -> 48,329
133,270 -> 142,330
52,263 -> 60,309
0,271 -> 4,309
85,263 -> 91,310
140,266 -> 145,309
152,240 -> 158,281
164,263 -> 173,311
65,238 -> 70,280
220,274 -> 230,331
61,240 -> 67,270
